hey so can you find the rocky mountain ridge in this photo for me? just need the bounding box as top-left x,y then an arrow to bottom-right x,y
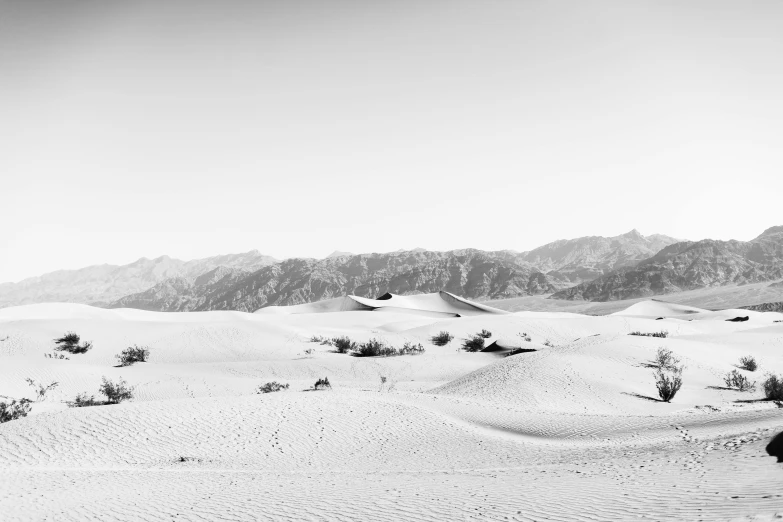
552,226 -> 783,301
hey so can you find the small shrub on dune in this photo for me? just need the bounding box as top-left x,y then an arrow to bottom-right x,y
543,340 -> 554,348
44,352 -> 69,360
25,378 -> 59,402
355,338 -> 388,357
99,377 -> 133,404
0,398 -> 32,423
256,381 -> 289,394
629,330 -> 669,338
654,347 -> 681,371
54,332 -> 93,354
723,370 -> 756,392
478,329 -> 492,339
68,393 -> 102,408
431,331 -> 454,346
518,332 -> 531,342
332,336 -> 356,354
763,374 -> 783,401
399,341 -> 425,355
738,356 -> 758,372
653,366 -> 683,402
116,345 -> 150,366
310,335 -> 333,346
314,377 -> 331,390
461,335 -> 485,352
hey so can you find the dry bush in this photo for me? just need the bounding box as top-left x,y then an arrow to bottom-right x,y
314,377 -> 331,390
44,352 -> 69,360
478,329 -> 492,339
332,336 -> 356,353
518,332 -> 532,342
654,347 -> 681,371
68,393 -> 102,408
738,355 -> 758,372
629,330 -> 668,338
430,331 -> 454,346
54,332 -> 93,354
763,374 -> 783,400
256,381 -> 289,394
543,340 -> 554,348
723,370 -> 756,391
461,335 -> 485,352
99,377 -> 133,404
25,378 -> 59,402
309,335 -> 333,346
0,398 -> 32,423
654,366 -> 683,402
400,341 -> 425,355
116,345 -> 150,366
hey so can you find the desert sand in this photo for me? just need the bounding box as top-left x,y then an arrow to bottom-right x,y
1,293 -> 782,521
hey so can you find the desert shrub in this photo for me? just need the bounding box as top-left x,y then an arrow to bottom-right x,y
723,370 -> 756,392
478,329 -> 492,339
116,345 -> 150,366
301,347 -> 315,358
738,355 -> 758,372
332,336 -> 356,354
763,374 -> 783,400
44,352 -> 69,360
0,398 -> 32,423
256,381 -> 289,394
654,347 -> 681,371
310,335 -> 333,346
431,331 -> 454,346
355,338 -> 389,357
461,335 -> 485,352
543,340 -> 554,348
25,378 -> 59,402
314,377 -> 331,390
653,366 -> 683,402
99,377 -> 133,404
629,331 -> 669,338
54,332 -> 92,354
518,332 -> 531,342
68,393 -> 102,408
399,341 -> 425,355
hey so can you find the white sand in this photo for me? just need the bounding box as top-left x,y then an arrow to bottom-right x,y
1,297 -> 782,521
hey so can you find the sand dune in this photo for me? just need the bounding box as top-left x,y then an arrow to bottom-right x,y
1,300 -> 782,520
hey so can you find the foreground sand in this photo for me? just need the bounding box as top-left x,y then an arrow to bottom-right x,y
1,298 -> 782,521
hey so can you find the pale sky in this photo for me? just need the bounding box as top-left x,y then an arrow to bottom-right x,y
2,0 -> 782,283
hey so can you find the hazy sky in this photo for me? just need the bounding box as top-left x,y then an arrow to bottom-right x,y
2,0 -> 782,282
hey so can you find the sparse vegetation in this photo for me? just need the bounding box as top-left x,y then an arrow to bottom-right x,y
723,370 -> 756,392
256,381 -> 289,394
543,340 -> 554,348
332,336 -> 356,354
25,378 -> 59,402
653,365 -> 683,402
0,398 -> 32,423
68,393 -> 102,408
399,341 -> 425,355
301,347 -> 315,358
378,375 -> 396,393
518,332 -> 531,342
99,377 -> 134,404
762,374 -> 783,400
431,331 -> 454,346
629,330 -> 669,338
355,338 -> 389,356
461,335 -> 485,352
314,377 -> 331,390
116,345 -> 150,366
44,352 -> 69,360
653,347 -> 681,371
53,331 -> 93,354
309,335 -> 333,346
738,355 -> 758,372
478,329 -> 492,339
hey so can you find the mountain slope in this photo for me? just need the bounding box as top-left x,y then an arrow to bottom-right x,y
519,229 -> 680,285
0,251 -> 277,308
109,249 -> 557,312
552,227 -> 783,301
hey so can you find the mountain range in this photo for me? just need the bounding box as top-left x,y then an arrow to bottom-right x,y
2,227 -> 781,311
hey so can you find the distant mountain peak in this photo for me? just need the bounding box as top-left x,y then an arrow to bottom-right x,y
326,251 -> 353,259
620,229 -> 643,239
756,225 -> 783,239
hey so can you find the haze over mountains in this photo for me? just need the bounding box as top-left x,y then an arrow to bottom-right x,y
2,227 -> 782,312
